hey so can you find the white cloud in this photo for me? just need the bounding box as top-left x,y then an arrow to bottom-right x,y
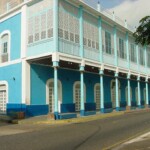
109,0 -> 150,27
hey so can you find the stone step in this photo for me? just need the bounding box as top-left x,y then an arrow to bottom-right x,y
58,113 -> 77,120
84,111 -> 96,116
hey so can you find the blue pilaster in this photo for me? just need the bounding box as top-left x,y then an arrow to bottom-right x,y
146,78 -> 149,105
127,74 -> 131,107
114,26 -> 118,66
98,16 -> 103,63
80,66 -> 85,116
115,73 -> 119,111
99,70 -> 104,113
137,76 -> 141,107
79,6 -> 84,58
53,61 -> 59,119
53,0 -> 58,52
126,32 -> 130,69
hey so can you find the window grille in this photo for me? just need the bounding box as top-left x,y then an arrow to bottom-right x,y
118,38 -> 126,59
41,13 -> 46,40
0,84 -> 7,113
27,0 -> 53,45
83,12 -> 99,50
130,43 -> 136,63
1,34 -> 9,63
139,47 -> 145,66
105,31 -> 112,54
58,1 -> 79,45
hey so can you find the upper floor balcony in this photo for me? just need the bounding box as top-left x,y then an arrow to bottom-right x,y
0,0 -> 24,15
25,0 -> 150,76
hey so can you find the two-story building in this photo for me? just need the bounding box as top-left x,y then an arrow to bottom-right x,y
0,0 -> 150,119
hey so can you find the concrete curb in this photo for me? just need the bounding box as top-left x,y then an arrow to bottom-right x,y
10,108 -> 150,125
13,112 -> 124,125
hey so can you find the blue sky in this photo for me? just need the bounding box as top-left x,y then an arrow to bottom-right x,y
99,0 -> 124,8
85,0 -> 150,27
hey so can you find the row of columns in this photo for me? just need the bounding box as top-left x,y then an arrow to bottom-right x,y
53,60 -> 149,119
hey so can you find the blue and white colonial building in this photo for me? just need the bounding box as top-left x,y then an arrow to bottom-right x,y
0,0 -> 150,119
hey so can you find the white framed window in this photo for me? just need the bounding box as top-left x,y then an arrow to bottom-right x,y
0,31 -> 10,63
0,81 -> 8,114
94,83 -> 100,110
119,38 -> 126,59
73,81 -> 86,111
111,79 -> 121,108
130,43 -> 136,63
46,79 -> 62,113
105,31 -> 112,54
139,48 -> 145,66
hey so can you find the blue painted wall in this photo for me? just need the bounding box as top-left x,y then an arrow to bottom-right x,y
30,64 -> 99,105
0,13 -> 21,60
0,63 -> 22,103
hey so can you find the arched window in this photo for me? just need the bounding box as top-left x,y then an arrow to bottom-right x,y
111,79 -> 121,109
94,83 -> 100,110
0,81 -> 8,113
73,81 -> 86,111
46,79 -> 62,113
125,86 -> 132,104
0,31 -> 10,63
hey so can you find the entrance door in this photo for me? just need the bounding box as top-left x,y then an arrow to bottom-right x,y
49,82 -> 54,113
95,84 -> 100,110
75,83 -> 81,111
47,79 -> 62,113
0,85 -> 6,113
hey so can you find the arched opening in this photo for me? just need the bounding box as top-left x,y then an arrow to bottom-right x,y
46,79 -> 62,113
125,86 -> 132,105
111,79 -> 121,109
0,32 -> 10,63
73,81 -> 86,111
0,82 -> 8,113
94,83 -> 100,110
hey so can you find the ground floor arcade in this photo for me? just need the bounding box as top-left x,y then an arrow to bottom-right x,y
26,56 -> 150,119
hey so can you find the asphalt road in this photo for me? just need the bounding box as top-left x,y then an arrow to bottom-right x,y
0,111 -> 150,150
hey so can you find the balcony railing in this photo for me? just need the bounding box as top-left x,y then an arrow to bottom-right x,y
80,0 -> 135,32
0,0 -> 24,15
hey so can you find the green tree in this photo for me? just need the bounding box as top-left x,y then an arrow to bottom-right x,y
133,16 -> 150,46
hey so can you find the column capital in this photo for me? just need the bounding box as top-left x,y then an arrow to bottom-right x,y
53,61 -> 59,68
146,77 -> 149,82
99,70 -> 104,75
137,76 -> 140,81
127,73 -> 130,79
80,66 -> 85,72
115,72 -> 118,77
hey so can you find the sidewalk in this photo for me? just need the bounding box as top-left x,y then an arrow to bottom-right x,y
11,107 -> 150,125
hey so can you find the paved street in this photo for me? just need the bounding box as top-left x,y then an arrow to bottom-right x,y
0,111 -> 150,150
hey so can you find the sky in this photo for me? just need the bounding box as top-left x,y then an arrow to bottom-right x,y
85,0 -> 150,27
